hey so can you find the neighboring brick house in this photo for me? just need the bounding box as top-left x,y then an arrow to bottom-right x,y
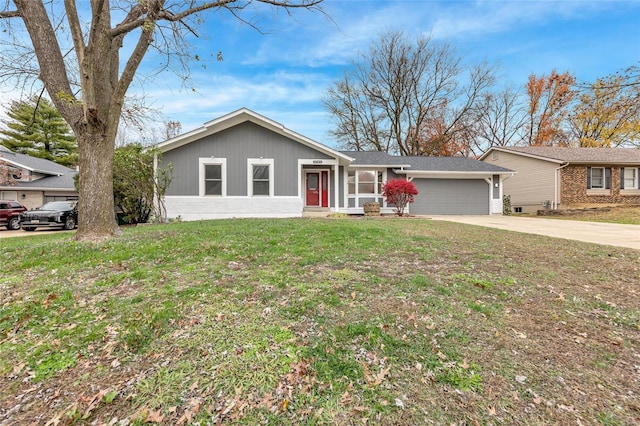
479,146 -> 640,213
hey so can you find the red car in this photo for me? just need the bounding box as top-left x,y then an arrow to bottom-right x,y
0,200 -> 28,230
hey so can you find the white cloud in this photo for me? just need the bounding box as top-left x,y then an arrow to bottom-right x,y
430,0 -> 606,40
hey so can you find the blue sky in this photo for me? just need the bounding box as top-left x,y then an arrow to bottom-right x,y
139,0 -> 639,147
3,0 -> 640,147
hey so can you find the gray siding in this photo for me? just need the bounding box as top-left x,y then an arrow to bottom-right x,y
163,122 -> 333,196
411,179 -> 489,215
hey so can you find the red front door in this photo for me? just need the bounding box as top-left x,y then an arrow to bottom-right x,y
306,172 -> 320,206
306,171 -> 329,207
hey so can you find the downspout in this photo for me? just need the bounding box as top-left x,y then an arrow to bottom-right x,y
554,162 -> 569,210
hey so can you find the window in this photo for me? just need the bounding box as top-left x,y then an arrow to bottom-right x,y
587,167 -> 610,190
247,158 -> 274,196
205,165 -> 222,195
590,168 -> 604,189
199,158 -> 227,197
347,169 -> 385,207
623,168 -> 639,189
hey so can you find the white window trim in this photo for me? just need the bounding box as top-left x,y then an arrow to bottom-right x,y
624,168 -> 639,189
199,157 -> 227,197
247,158 -> 274,197
346,168 -> 386,208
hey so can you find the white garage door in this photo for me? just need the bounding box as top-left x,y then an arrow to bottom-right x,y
410,179 -> 489,215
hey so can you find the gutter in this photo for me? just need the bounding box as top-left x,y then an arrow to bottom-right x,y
554,162 -> 570,210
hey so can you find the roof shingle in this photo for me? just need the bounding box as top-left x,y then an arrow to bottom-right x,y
495,146 -> 640,164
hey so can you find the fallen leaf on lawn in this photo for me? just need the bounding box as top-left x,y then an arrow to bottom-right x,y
394,398 -> 405,409
515,375 -> 527,384
44,411 -> 62,426
487,405 -> 496,416
280,398 -> 289,411
13,362 -> 26,374
146,409 -> 164,423
511,329 -> 527,339
459,358 -> 469,369
190,380 -> 199,392
559,404 -> 575,412
437,351 -> 447,360
533,396 -> 543,405
111,359 -> 121,368
351,291 -> 356,300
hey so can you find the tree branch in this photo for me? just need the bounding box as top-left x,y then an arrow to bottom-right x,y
111,0 -> 324,37
0,9 -> 20,18
63,0 -> 85,67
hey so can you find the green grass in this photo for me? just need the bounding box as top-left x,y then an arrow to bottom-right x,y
1,218 -> 638,425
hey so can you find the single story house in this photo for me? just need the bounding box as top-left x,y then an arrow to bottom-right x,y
155,108 -> 514,220
0,144 -> 78,209
479,146 -> 640,213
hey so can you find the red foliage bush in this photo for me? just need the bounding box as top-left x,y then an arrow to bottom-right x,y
382,178 -> 418,216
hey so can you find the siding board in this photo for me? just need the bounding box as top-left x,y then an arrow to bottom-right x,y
483,151 -> 558,212
162,122 -> 333,196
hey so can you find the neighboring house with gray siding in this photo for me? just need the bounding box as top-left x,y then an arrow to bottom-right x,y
155,108 -> 513,220
480,146 -> 640,213
0,144 -> 78,209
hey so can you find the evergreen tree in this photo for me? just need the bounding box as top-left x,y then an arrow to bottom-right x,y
0,97 -> 78,167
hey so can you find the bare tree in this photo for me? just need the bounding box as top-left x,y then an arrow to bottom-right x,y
323,30 -> 496,156
467,86 -> 527,156
0,0 -> 324,241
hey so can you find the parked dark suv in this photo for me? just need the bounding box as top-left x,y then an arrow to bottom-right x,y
0,200 -> 28,230
20,200 -> 78,231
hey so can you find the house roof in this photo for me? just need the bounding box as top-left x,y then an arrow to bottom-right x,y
0,145 -> 77,191
480,146 -> 640,165
155,108 -> 354,164
342,151 -> 514,174
5,172 -> 78,191
0,145 -> 74,175
340,151 -> 411,167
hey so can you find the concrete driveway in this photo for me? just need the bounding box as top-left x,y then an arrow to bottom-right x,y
430,215 -> 640,250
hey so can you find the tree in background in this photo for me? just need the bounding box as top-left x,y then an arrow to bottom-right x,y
323,31 -> 496,156
411,100 -> 473,156
467,87 -> 528,157
382,178 -> 418,216
570,66 -> 640,147
0,0 -> 324,241
0,96 -> 78,167
525,70 -> 576,146
113,144 -> 172,224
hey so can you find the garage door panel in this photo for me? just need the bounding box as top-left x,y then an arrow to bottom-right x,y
411,179 -> 489,215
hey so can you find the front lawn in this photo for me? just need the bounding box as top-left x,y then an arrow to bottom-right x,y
1,218 -> 638,425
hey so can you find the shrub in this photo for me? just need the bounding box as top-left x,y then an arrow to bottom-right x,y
382,178 -> 418,216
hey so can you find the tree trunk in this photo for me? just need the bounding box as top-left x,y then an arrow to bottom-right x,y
75,129 -> 120,241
